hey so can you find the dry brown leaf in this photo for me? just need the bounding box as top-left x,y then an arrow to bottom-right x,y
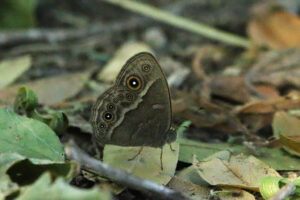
210,75 -> 251,103
279,135 -> 300,155
0,71 -> 92,106
273,111 -> 300,137
236,93 -> 300,131
246,49 -> 300,92
171,89 -> 227,128
168,176 -> 210,200
217,187 -> 256,200
248,2 -> 300,49
236,93 -> 300,114
193,154 -> 280,191
172,89 -> 249,134
168,177 -> 256,200
273,111 -> 300,156
254,84 -> 280,98
192,45 -> 227,79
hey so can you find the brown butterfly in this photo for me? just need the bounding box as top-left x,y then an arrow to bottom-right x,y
91,52 -> 176,161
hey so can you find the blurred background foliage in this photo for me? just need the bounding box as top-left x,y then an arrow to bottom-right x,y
0,0 -> 38,29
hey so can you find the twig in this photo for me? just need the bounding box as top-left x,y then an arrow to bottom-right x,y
0,18 -> 143,47
269,182 -> 296,200
103,0 -> 252,48
65,141 -> 189,200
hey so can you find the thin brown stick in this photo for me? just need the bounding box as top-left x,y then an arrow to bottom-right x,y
0,18 -> 143,47
65,141 -> 189,200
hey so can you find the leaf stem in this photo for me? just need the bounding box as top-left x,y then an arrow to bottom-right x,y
104,0 -> 252,48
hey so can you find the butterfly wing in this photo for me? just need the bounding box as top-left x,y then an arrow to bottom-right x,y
91,52 -> 172,147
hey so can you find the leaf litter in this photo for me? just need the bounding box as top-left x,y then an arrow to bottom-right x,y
1,1 -> 300,200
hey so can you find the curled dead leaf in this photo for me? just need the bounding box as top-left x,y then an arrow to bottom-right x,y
248,2 -> 300,49
193,154 -> 280,191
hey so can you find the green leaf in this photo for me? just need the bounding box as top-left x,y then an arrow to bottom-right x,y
103,142 -> 179,185
260,176 -> 300,199
0,108 -> 64,161
176,120 -> 192,139
14,87 -> 38,112
178,136 -> 300,170
14,87 -> 69,135
16,172 -> 111,200
0,55 -> 31,89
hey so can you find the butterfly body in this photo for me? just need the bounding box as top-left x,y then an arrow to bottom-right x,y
91,52 -> 175,147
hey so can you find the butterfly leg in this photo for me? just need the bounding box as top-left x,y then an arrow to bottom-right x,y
169,143 -> 176,152
160,147 -> 164,170
128,146 -> 144,161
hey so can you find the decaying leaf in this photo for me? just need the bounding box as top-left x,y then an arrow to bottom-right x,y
168,176 -> 210,200
209,75 -> 251,103
248,2 -> 300,49
103,142 -> 179,185
172,90 -> 237,131
176,165 -> 209,187
213,187 -> 256,200
172,89 -> 250,136
168,176 -> 256,200
273,111 -> 300,138
193,154 -> 280,191
178,135 -> 300,170
236,93 -> 300,131
246,49 -> 300,93
0,55 -> 31,89
97,42 -> 153,83
0,70 -> 92,106
236,93 -> 300,114
279,134 -> 300,156
273,112 -> 300,156
16,172 -> 111,200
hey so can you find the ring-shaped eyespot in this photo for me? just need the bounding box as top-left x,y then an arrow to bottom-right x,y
107,103 -> 115,111
142,64 -> 151,72
126,75 -> 142,91
99,122 -> 106,129
125,93 -> 135,102
103,112 -> 114,122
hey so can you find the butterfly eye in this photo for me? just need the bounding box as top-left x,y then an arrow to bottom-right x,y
103,112 -> 113,122
126,76 -> 141,91
107,104 -> 115,110
142,64 -> 151,72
